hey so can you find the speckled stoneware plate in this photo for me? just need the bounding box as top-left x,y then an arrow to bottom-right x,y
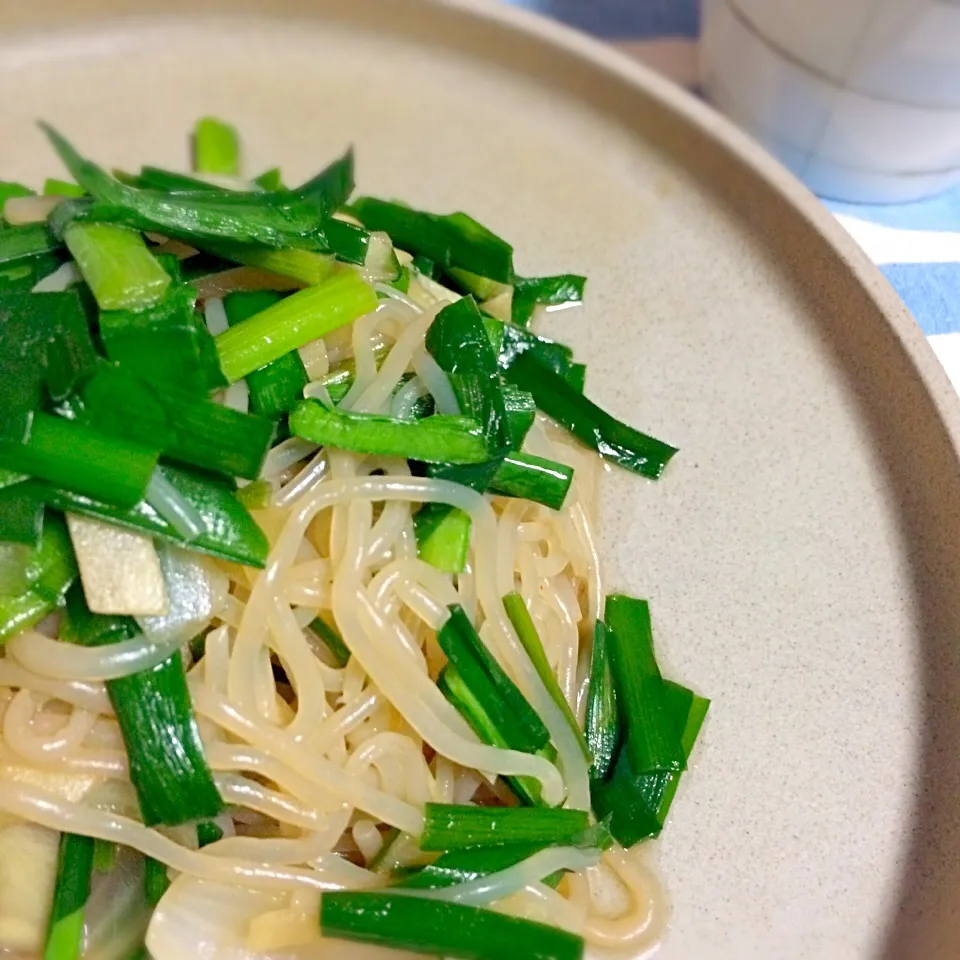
3,1 -> 960,957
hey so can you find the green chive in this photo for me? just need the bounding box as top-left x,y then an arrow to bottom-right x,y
414,504 -> 472,575
64,222 -> 170,311
79,364 -> 275,480
439,605 -> 550,756
483,317 -> 586,393
29,463 -> 269,568
309,615 -> 351,668
92,839 -> 117,874
397,844 -> 558,891
66,584 -> 224,826
321,892 -> 584,960
131,165 -> 221,193
289,400 -> 490,464
0,513 -> 77,642
43,178 -> 85,198
216,271 -> 377,382
505,353 -> 677,479
0,413 -> 159,508
489,453 -> 574,511
43,124 -> 355,252
503,592 -> 590,762
437,665 -> 543,807
193,117 -> 241,177
197,820 -> 224,847
0,223 -> 60,264
584,621 -> 619,781
604,595 -> 684,773
224,291 -> 309,419
501,383 -> 536,449
144,857 -> 170,906
511,275 -> 586,327
43,833 -> 94,960
253,167 -> 284,191
0,483 -> 44,546
100,281 -> 226,398
420,803 -> 589,852
351,200 -> 514,282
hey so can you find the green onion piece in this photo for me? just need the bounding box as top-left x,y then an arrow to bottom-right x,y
483,316 -> 584,393
440,606 -> 550,755
155,395 -> 276,480
254,167 -> 284,191
66,584 -> 224,825
100,280 -> 226,398
351,199 -> 514,282
0,483 -> 45,545
0,413 -> 158,508
0,513 -> 77,641
43,178 -> 85,198
489,453 -> 574,511
216,271 -> 377,382
42,290 -> 99,403
505,353 -> 677,479
80,364 -> 275,480
207,241 -> 336,286
144,857 -> 170,906
649,681 -> 711,822
591,682 -> 709,848
0,297 -> 43,441
63,222 -> 170,311
321,892 -> 583,960
604,595 -> 684,773
397,844 -> 559,891
309,615 -> 351,668
289,400 -> 490,464
511,275 -> 586,327
224,291 -> 309,418
30,463 -> 268,568
584,621 -> 619,781
426,296 -> 510,452
420,803 -> 588,853
43,832 -> 94,960
0,288 -> 93,441
502,383 -> 536,449
503,593 -> 590,762
0,223 -> 60,264
193,116 -> 241,176
197,820 -> 224,847
437,664 -> 542,807
414,504 -> 471,575
44,124 -> 355,251
92,839 -> 117,874
590,756 -> 670,848
424,296 -> 511,494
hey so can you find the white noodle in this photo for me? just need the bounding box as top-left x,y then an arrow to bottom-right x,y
0,290 -> 664,957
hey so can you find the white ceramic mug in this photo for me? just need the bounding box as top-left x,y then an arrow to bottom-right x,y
701,0 -> 960,202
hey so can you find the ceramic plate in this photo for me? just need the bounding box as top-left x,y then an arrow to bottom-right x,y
2,1 -> 960,957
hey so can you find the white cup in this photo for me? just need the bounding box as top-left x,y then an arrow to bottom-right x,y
701,0 -> 960,202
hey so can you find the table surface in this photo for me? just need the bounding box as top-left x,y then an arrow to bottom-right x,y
504,0 -> 960,389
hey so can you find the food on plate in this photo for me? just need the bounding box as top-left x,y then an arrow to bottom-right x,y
0,117 -> 708,960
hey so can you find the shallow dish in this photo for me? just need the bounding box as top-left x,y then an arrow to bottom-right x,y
2,1 -> 960,956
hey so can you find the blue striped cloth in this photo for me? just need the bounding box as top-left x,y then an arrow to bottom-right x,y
506,0 -> 960,387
